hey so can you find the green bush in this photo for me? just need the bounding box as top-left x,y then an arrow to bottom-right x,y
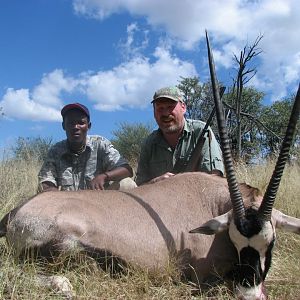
111,121 -> 153,169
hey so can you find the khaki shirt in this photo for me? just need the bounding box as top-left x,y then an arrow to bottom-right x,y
38,135 -> 130,191
136,119 -> 224,185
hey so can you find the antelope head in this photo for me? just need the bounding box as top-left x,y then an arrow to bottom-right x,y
190,31 -> 300,300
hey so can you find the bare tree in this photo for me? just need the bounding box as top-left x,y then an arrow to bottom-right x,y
232,34 -> 263,159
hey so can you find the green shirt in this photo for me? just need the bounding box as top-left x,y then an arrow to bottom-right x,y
135,119 -> 224,185
38,135 -> 131,191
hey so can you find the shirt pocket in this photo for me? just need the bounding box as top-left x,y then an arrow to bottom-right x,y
58,169 -> 74,191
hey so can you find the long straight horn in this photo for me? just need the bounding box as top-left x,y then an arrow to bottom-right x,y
205,30 -> 245,221
259,84 -> 300,221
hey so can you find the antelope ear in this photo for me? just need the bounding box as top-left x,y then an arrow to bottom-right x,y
189,211 -> 232,235
272,208 -> 300,234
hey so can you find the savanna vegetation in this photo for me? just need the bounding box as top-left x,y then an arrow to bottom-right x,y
0,141 -> 299,299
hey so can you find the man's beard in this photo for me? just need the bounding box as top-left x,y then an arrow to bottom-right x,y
159,116 -> 183,133
162,123 -> 182,133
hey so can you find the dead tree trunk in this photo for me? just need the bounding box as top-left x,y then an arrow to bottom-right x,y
233,34 -> 263,160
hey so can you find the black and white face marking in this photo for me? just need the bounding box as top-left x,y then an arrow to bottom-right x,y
229,208 -> 276,300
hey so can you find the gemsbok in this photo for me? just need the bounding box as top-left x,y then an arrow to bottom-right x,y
0,34 -> 300,300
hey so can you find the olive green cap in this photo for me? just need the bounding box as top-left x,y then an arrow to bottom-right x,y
151,86 -> 184,103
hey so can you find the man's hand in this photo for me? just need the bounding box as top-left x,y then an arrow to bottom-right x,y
210,169 -> 223,177
41,182 -> 58,192
89,174 -> 108,190
149,172 -> 175,184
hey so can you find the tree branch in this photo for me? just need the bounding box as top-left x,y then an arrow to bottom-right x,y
223,101 -> 282,141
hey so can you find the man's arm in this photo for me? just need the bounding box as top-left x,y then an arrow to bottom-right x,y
209,169 -> 223,176
40,181 -> 59,192
89,166 -> 132,190
90,137 -> 134,190
38,147 -> 59,192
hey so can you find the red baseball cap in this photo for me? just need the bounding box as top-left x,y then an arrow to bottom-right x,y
61,103 -> 90,119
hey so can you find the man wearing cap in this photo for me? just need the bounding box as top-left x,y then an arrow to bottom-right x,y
135,86 -> 224,185
38,102 -> 136,191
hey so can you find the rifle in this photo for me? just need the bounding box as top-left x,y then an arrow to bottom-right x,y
173,86 -> 225,173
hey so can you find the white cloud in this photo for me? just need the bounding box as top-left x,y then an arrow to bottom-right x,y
32,69 -> 77,106
0,70 -> 78,121
118,23 -> 149,60
72,0 -> 252,47
72,0 -> 300,100
81,46 -> 197,111
73,0 -> 123,19
0,47 -> 197,120
284,52 -> 300,83
0,88 -> 61,121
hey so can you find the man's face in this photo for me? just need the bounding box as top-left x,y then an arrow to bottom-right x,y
154,98 -> 186,134
62,109 -> 90,145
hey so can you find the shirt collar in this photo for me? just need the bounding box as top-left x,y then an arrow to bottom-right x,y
85,135 -> 94,151
62,135 -> 93,155
183,119 -> 191,134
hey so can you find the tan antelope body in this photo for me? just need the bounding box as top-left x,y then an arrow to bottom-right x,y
1,170 -> 299,299
3,172 -> 237,280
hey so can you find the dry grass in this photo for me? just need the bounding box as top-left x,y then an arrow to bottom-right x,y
236,160 -> 300,299
0,156 -> 299,299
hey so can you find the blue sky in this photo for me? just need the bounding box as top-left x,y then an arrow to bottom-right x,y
1,0 -> 299,152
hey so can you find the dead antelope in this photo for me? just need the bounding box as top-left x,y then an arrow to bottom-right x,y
190,32 -> 300,300
3,170 -> 298,300
0,115 -> 299,300
1,44 -> 300,300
